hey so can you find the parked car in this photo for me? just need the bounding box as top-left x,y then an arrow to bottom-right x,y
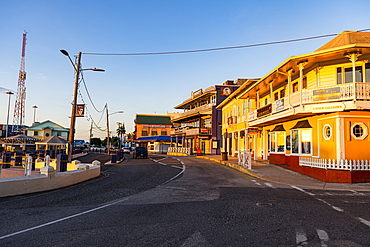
122,148 -> 131,153
133,146 -> 148,159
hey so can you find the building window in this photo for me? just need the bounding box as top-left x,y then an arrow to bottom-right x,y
323,124 -> 332,140
292,81 -> 299,93
151,129 -> 158,136
302,76 -> 307,89
338,66 -> 364,84
46,133 -> 50,137
161,129 -> 167,136
269,132 -> 285,153
142,128 -> 148,136
351,122 -> 368,140
34,131 -> 39,136
280,88 -> 285,98
366,63 -> 370,82
290,128 -> 312,155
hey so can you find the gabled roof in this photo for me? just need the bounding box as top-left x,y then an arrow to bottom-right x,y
136,115 -> 172,125
26,120 -> 69,131
316,31 -> 370,52
36,135 -> 68,144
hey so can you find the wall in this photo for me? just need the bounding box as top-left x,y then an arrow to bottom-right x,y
0,164 -> 100,197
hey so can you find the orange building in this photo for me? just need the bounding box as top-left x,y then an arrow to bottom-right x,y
219,31 -> 370,183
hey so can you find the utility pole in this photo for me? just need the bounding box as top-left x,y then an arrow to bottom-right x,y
67,51 -> 82,163
106,104 -> 110,154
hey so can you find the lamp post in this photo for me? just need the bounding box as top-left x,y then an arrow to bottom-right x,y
105,104 -> 123,154
60,50 -> 105,162
32,105 -> 38,123
5,91 -> 14,138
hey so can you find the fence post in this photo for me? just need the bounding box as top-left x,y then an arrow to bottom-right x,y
56,154 -> 68,172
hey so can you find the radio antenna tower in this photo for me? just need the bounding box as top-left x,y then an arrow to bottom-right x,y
13,31 -> 27,134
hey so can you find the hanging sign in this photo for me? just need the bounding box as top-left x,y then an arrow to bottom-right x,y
76,104 -> 85,117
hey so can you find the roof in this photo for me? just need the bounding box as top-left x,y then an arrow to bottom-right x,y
316,31 -> 370,52
26,120 -> 69,131
136,115 -> 172,125
0,134 -> 40,143
36,135 -> 68,145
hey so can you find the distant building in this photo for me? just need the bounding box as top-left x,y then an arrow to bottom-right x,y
134,114 -> 173,152
170,79 -> 253,155
25,120 -> 69,140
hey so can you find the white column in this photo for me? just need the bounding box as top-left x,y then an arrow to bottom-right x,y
336,118 -> 345,160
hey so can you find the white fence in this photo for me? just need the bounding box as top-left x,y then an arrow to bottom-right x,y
168,147 -> 191,155
238,151 -> 252,170
300,157 -> 370,171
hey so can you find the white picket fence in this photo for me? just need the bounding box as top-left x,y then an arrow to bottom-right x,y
238,151 -> 252,170
300,157 -> 370,171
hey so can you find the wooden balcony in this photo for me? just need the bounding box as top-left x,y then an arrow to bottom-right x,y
172,103 -> 215,122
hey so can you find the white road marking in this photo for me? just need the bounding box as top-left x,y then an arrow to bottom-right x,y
251,180 -> 261,186
358,217 -> 370,227
290,186 -> 315,196
316,229 -> 329,246
296,229 -> 308,246
264,182 -> 275,188
0,197 -> 129,240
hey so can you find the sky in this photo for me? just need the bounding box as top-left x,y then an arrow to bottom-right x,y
1,0 -> 370,141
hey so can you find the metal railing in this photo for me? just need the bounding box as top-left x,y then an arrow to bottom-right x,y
300,157 -> 370,171
172,103 -> 215,121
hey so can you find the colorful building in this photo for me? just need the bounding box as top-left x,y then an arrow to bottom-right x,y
170,80 -> 248,155
134,114 -> 173,152
219,31 -> 370,183
25,120 -> 69,140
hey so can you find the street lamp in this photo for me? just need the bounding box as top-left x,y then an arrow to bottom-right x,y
105,104 -> 123,154
60,49 -> 105,162
5,91 -> 14,138
32,105 -> 38,123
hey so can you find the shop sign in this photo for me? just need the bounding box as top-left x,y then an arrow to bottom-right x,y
200,128 -> 210,134
313,87 -> 341,102
257,104 -> 272,118
76,104 -> 85,117
143,125 -> 168,128
247,127 -> 260,133
192,89 -> 203,98
311,103 -> 345,113
276,99 -> 284,111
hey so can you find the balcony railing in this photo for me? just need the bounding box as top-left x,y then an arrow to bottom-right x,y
173,103 -> 215,121
247,82 -> 370,123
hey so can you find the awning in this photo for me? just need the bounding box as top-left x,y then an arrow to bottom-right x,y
271,124 -> 285,131
291,120 -> 312,129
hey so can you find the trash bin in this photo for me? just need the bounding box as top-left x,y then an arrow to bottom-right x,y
221,152 -> 228,161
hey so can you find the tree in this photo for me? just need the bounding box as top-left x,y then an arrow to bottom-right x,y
117,123 -> 126,136
90,137 -> 102,147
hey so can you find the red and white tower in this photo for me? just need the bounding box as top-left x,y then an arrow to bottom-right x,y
13,31 -> 27,133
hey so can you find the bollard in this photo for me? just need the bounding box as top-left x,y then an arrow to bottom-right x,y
2,152 -> 11,168
45,155 -> 51,167
56,154 -> 68,172
14,151 -> 23,166
25,155 -> 32,176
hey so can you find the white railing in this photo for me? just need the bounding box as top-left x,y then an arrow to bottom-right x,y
168,147 -> 191,155
172,103 -> 215,121
300,157 -> 370,171
238,150 -> 252,170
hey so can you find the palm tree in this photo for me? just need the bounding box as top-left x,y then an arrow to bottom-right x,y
116,123 -> 126,148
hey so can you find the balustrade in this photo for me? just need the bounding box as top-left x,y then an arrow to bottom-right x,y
300,157 -> 370,171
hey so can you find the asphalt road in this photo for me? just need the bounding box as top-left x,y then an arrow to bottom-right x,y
0,154 -> 370,246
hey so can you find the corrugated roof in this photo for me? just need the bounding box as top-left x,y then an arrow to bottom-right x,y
316,31 -> 370,52
136,115 -> 172,125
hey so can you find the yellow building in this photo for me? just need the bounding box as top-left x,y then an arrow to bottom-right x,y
219,31 -> 370,183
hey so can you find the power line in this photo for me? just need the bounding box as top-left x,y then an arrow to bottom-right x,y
83,29 -> 370,56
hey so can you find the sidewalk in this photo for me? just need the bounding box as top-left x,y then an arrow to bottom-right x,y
197,155 -> 370,191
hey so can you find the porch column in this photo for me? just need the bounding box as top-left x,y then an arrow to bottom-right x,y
269,81 -> 273,103
345,51 -> 362,99
298,60 -> 307,108
256,90 -> 260,109
287,69 -> 292,106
